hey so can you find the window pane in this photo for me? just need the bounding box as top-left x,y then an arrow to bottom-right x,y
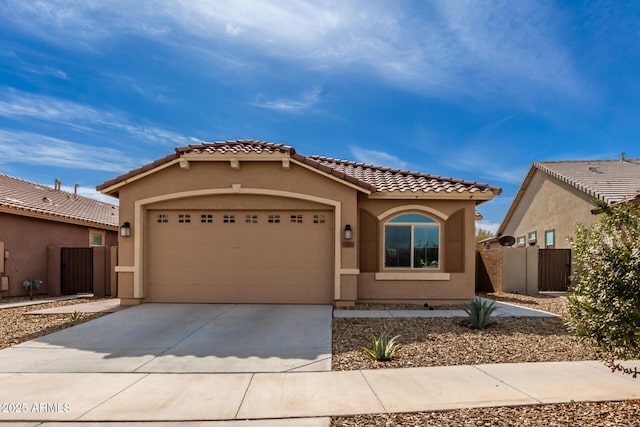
385,226 -> 411,267
414,226 -> 439,268
545,230 -> 555,248
388,214 -> 435,223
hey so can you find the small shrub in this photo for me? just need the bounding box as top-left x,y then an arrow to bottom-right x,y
69,311 -> 83,321
362,332 -> 402,361
351,318 -> 361,325
465,297 -> 498,330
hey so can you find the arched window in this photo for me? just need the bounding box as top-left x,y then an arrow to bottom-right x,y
384,213 -> 440,269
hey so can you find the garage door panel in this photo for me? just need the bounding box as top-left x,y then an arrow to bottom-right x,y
148,209 -> 333,303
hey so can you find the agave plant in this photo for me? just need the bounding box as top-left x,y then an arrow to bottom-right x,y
465,297 -> 498,330
69,311 -> 83,321
362,332 -> 402,361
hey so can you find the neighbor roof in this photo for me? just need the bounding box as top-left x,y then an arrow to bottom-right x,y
98,140 -> 501,200
0,173 -> 118,228
496,158 -> 640,236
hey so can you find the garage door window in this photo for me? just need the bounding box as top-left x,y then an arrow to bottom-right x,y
290,214 -> 303,223
384,213 -> 440,269
245,214 -> 258,224
223,214 -> 236,223
314,214 -> 326,224
268,215 -> 280,223
201,214 -> 213,223
156,213 -> 168,223
178,214 -> 191,223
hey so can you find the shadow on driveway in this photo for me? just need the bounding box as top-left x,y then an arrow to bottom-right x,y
0,304 -> 332,373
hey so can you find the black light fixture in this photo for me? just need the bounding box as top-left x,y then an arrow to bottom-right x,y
120,222 -> 131,237
343,224 -> 353,240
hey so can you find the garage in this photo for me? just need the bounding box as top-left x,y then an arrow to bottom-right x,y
147,208 -> 334,304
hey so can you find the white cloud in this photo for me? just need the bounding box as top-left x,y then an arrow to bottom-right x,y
350,146 -> 408,169
60,185 -> 119,205
476,221 -> 500,234
0,88 -> 201,146
0,0 -> 590,110
0,129 -> 138,173
251,86 -> 322,112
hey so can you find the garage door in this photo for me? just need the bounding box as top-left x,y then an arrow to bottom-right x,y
147,209 -> 333,303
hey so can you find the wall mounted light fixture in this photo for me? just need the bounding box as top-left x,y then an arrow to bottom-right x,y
343,224 -> 353,240
120,222 -> 131,237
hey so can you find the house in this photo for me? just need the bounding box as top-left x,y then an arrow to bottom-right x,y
0,173 -> 118,297
492,155 -> 640,250
97,140 -> 501,306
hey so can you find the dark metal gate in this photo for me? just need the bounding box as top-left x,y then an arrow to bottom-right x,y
61,248 -> 93,295
538,249 -> 571,292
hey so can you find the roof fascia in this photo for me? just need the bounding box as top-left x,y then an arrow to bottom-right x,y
0,206 -> 118,230
367,191 -> 497,201
289,158 -> 372,194
496,164 -> 538,236
99,158 -> 181,196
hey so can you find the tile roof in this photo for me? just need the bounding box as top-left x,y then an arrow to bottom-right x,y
535,159 -> 640,204
0,173 -> 118,228
98,139 -> 501,198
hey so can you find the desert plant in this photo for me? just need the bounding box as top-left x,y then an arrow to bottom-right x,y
465,297 -> 498,330
567,200 -> 640,361
362,332 -> 402,361
69,311 -> 83,321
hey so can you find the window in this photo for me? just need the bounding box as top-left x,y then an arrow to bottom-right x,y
517,236 -> 526,247
156,213 -> 168,223
384,213 -> 439,269
245,214 -> 258,224
201,214 -> 213,223
178,214 -> 191,223
223,214 -> 235,224
545,229 -> 555,249
290,214 -> 303,223
268,215 -> 280,224
89,230 -> 105,247
528,231 -> 537,243
313,214 -> 326,224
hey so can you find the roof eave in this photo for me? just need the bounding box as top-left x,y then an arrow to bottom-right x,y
0,205 -> 118,230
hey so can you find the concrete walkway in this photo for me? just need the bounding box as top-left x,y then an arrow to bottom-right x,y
27,299 -> 127,314
0,294 -> 94,310
0,360 -> 637,423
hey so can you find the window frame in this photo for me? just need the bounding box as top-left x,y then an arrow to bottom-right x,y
89,229 -> 105,247
383,213 -> 441,270
545,229 -> 555,249
516,235 -> 526,247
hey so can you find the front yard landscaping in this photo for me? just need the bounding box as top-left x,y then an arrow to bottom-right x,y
332,292 -> 640,426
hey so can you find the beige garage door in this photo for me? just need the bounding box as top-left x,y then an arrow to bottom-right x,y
147,210 -> 333,303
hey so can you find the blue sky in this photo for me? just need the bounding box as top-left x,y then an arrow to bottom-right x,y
1,1 -> 639,233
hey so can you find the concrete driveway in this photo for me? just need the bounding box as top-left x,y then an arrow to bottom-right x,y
0,304 -> 332,373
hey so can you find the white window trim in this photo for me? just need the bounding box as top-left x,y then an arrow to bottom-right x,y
383,214 -> 441,270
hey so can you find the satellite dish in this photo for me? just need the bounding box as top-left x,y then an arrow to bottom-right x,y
498,235 -> 516,247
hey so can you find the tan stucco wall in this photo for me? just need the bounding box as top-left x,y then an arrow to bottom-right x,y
355,197 -> 477,303
503,170 -> 598,249
115,159 -> 359,303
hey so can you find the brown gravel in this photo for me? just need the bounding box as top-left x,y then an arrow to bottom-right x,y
0,297 -> 108,350
482,292 -> 568,316
331,400 -> 640,426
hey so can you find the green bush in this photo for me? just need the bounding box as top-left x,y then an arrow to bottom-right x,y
362,332 -> 402,361
465,297 -> 498,330
567,200 -> 640,360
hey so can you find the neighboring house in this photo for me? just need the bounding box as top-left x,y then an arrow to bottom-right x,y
98,140 -> 501,306
0,173 -> 118,297
492,156 -> 640,250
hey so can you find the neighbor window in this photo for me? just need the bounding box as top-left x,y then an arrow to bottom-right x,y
545,229 -> 555,249
384,213 -> 439,269
528,231 -> 537,242
517,236 -> 526,247
178,214 -> 191,224
89,230 -> 105,247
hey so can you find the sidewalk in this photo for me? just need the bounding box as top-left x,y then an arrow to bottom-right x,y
0,294 -> 93,310
0,360 -> 637,423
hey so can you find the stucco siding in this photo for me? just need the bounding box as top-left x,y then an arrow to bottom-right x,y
503,169 -> 598,249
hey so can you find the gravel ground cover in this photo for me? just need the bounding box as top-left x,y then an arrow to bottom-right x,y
331,400 -> 640,426
332,293 -> 640,425
0,297 -> 107,350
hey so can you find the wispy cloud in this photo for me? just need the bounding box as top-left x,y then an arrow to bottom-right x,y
350,146 -> 408,169
0,88 -> 200,146
0,0 -> 591,111
0,129 -> 139,173
476,221 -> 500,234
251,86 -> 322,113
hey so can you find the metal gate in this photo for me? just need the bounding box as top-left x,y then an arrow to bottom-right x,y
61,248 -> 93,295
538,249 -> 571,292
